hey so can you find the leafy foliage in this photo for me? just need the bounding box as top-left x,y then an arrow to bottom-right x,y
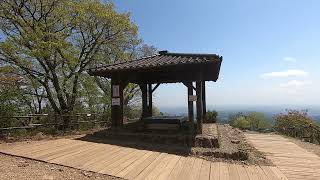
204,110 -> 218,123
0,0 -> 152,130
229,112 -> 271,131
0,0 -> 139,117
274,110 -> 315,130
273,110 -> 320,143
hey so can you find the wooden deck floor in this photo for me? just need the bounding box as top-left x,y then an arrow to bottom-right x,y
0,138 -> 286,180
246,133 -> 320,180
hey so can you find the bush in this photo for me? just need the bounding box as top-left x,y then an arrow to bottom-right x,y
204,110 -> 218,123
274,110 -> 318,140
232,116 -> 250,129
229,112 -> 271,131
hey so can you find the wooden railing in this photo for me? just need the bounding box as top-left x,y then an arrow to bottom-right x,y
0,113 -> 110,133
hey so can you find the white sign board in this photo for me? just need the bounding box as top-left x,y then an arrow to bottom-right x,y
188,95 -> 197,101
112,85 -> 119,97
112,98 -> 120,106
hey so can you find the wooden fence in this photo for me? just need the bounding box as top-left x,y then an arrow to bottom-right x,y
0,113 -> 110,133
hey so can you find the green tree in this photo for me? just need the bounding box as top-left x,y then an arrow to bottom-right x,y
204,110 -> 218,123
0,0 -> 139,127
229,112 -> 271,131
274,110 -> 316,133
247,112 -> 271,131
233,116 -> 250,130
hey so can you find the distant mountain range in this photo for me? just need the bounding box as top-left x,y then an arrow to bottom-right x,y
158,105 -> 320,123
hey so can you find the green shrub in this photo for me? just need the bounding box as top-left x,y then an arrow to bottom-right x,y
204,110 -> 218,123
274,110 -> 317,139
233,116 -> 250,129
229,112 -> 271,131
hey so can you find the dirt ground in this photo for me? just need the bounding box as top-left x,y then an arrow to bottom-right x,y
192,124 -> 273,166
0,153 -> 120,180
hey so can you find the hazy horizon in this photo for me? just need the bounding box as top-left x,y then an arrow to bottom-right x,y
157,104 -> 320,121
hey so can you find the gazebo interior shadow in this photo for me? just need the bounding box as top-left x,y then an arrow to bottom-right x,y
75,120 -> 194,156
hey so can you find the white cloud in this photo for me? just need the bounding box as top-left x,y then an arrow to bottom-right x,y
277,80 -> 313,97
283,57 -> 297,62
261,69 -> 308,78
280,80 -> 312,88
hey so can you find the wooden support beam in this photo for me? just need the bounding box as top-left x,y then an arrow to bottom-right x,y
182,82 -> 196,91
187,82 -> 195,142
119,82 -> 125,128
151,83 -> 161,93
148,83 -> 153,117
196,80 -> 203,134
111,75 -> 124,129
202,81 -> 206,117
139,84 -> 148,119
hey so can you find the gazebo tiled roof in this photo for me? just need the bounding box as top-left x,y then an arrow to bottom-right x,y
88,51 -> 222,83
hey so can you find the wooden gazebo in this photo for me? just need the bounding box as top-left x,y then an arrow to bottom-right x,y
88,51 -> 222,135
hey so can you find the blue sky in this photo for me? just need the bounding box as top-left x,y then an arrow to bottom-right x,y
114,0 -> 320,108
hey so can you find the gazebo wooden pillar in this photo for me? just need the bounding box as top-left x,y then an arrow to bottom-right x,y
148,83 -> 153,116
202,81 -> 206,117
196,80 -> 203,134
186,82 -> 195,136
139,84 -> 148,119
111,75 -> 125,129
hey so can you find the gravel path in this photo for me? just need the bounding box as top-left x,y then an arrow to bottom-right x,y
0,153 -> 121,180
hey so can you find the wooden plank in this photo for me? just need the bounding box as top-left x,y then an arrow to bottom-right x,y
22,140 -> 80,157
47,143 -> 102,164
268,166 -> 288,180
219,162 -> 230,180
99,149 -> 143,174
244,165 -> 259,180
253,166 -> 269,180
246,133 -> 320,180
189,158 -> 204,180
167,156 -> 187,180
177,156 -> 196,180
280,170 -> 320,177
156,155 -> 181,180
85,147 -> 133,172
235,164 -> 250,180
8,135 -> 320,180
228,163 -> 240,180
81,146 -> 125,171
142,154 -> 176,180
108,150 -> 148,176
199,159 -> 211,180
124,152 -> 161,180
210,162 -> 220,180
261,166 -> 279,180
0,139 -> 64,153
53,143 -> 117,164
54,144 -> 110,167
9,139 -> 74,155
133,153 -> 168,180
31,141 -> 90,159
116,151 -> 155,177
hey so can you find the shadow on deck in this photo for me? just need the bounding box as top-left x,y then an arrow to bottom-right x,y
76,121 -> 193,156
